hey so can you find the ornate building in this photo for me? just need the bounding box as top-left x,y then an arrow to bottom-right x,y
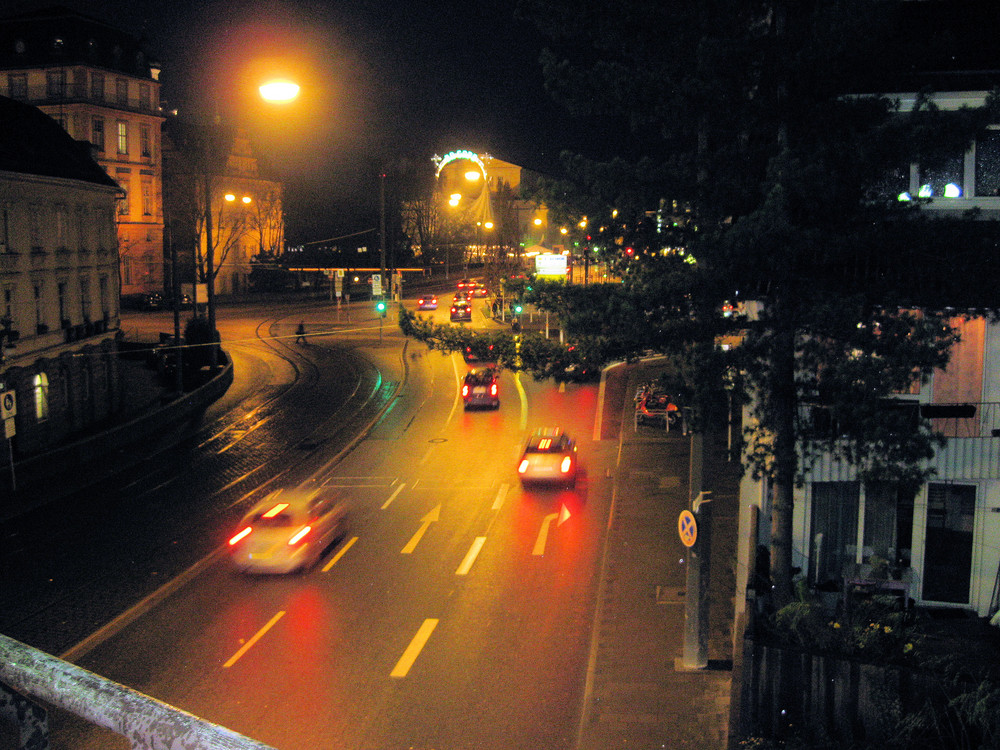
0,6 -> 165,297
0,94 -> 123,457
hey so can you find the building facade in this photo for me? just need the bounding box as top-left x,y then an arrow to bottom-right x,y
0,94 -> 123,457
733,90 -> 1000,619
163,122 -> 285,298
0,6 -> 164,297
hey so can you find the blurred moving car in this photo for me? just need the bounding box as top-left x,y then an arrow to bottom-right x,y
462,367 -> 500,409
228,488 -> 347,574
450,300 -> 473,321
517,427 -> 578,486
472,284 -> 489,298
457,278 -> 475,290
417,294 -> 438,310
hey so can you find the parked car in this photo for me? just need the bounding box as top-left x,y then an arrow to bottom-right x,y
229,488 -> 348,574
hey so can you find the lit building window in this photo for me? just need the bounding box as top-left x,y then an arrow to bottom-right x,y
33,373 -> 49,422
117,121 -> 128,154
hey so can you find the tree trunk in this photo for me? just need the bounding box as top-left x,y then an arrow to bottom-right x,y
769,322 -> 798,608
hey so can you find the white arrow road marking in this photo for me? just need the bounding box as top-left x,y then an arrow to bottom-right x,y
381,483 -> 406,509
401,504 -> 441,554
532,504 -> 572,556
391,618 -> 439,678
321,536 -> 357,572
456,537 -> 487,575
491,483 -> 509,510
223,610 -> 285,668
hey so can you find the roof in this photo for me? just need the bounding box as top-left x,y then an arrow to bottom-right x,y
0,5 -> 159,79
0,95 -> 118,187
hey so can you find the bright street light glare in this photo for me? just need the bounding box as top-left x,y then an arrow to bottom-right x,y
259,80 -> 300,103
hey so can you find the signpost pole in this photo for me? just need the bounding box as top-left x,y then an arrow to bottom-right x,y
682,431 -> 710,669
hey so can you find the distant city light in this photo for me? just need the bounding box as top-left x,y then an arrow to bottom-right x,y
944,182 -> 962,198
918,184 -> 933,198
898,191 -> 912,202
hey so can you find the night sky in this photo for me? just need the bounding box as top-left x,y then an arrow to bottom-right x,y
7,0 -> 591,242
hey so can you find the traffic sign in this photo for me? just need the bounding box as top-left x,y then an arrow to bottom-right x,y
371,273 -> 382,296
1,390 -> 15,420
678,509 -> 698,547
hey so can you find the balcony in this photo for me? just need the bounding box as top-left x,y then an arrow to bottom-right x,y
804,401 -> 1000,481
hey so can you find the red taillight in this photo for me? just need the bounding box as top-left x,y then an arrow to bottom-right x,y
560,456 -> 573,474
462,384 -> 469,397
418,298 -> 425,305
518,459 -> 529,474
229,526 -> 252,545
288,525 -> 312,545
490,383 -> 498,396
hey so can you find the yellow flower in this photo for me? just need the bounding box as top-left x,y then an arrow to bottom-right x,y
831,622 -> 842,629
903,643 -> 914,654
883,625 -> 892,634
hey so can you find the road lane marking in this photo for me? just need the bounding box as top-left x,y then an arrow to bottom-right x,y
381,483 -> 406,509
533,512 -> 559,555
491,483 -> 508,510
391,619 -> 439,678
223,610 -> 285,668
456,537 -> 486,575
322,536 -> 358,572
515,372 -> 528,430
401,504 -> 441,553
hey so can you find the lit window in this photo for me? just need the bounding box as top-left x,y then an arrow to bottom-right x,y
33,373 -> 49,422
117,121 -> 128,154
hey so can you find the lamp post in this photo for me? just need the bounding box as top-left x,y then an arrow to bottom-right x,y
201,78 -> 298,368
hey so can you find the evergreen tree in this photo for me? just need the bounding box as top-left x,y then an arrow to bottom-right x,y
516,0 -> 1000,605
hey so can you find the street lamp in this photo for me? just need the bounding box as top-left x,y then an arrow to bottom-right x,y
203,80 -> 297,367
259,79 -> 300,103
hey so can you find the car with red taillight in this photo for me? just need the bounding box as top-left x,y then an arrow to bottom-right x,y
462,367 -> 499,409
416,294 -> 438,310
517,427 -> 578,486
229,488 -> 347,574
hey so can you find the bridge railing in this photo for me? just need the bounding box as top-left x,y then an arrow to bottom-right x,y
0,633 -> 276,750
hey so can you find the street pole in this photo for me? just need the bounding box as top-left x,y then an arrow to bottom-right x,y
204,169 -> 218,368
682,432 -> 711,669
379,171 -> 387,288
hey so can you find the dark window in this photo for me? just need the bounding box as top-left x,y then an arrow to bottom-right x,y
975,130 -> 1000,197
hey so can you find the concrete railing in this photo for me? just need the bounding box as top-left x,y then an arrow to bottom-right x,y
0,633 -> 276,750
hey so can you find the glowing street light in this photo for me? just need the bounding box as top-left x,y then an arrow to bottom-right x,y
259,79 -> 300,103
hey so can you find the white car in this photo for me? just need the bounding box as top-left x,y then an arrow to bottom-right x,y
517,427 -> 578,486
229,488 -> 347,574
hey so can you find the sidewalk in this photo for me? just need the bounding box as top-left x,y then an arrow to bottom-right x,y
577,362 -> 741,750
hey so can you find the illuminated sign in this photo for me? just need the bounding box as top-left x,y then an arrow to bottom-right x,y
434,149 -> 487,179
535,253 -> 567,278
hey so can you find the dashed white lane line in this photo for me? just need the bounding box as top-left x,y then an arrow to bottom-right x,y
391,618 -> 439,678
455,537 -> 487,575
223,610 -> 285,668
381,482 -> 406,509
491,483 -> 509,510
322,536 -> 358,572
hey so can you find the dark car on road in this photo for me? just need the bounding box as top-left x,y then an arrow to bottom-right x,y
462,367 -> 500,409
450,300 -> 473,322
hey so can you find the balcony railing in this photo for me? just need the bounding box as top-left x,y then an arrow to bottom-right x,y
804,401 -> 1000,439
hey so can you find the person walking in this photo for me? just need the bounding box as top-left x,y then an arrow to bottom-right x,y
295,321 -> 308,345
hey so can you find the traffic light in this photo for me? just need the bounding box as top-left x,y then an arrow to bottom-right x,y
375,298 -> 387,317
513,303 -> 523,315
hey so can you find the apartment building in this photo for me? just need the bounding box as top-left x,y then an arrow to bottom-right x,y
0,6 -> 165,297
0,94 -> 123,456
